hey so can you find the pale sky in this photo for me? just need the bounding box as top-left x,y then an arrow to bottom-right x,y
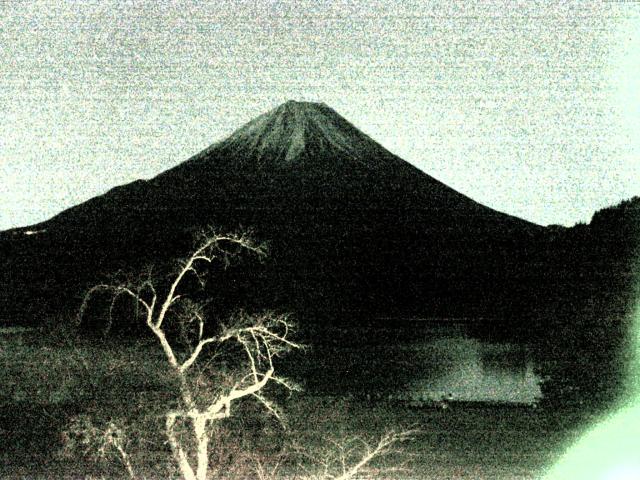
1,0 -> 639,230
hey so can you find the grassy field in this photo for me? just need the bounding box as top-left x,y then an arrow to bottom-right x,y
0,327 -> 600,479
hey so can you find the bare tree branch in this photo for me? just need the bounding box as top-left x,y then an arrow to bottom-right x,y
179,337 -> 219,373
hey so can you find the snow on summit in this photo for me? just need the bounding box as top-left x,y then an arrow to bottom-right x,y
217,100 -> 401,169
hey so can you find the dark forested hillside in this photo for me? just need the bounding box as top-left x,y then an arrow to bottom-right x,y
532,197 -> 640,406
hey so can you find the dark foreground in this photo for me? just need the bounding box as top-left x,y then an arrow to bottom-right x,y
0,329 -> 601,479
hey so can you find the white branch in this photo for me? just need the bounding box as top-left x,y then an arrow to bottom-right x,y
336,430 -> 417,480
241,338 -> 260,382
204,367 -> 275,421
148,323 -> 179,369
251,392 -> 283,422
154,232 -> 262,330
166,412 -> 197,480
179,337 -> 218,373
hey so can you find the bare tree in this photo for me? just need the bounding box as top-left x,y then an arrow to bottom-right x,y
60,415 -> 137,480
80,229 -> 301,480
78,229 -> 418,480
296,430 -> 418,480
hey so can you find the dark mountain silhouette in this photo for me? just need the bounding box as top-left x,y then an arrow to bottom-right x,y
1,100 -> 638,404
1,101 -> 547,328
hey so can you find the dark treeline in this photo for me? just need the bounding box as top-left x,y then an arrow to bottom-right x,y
531,196 -> 639,408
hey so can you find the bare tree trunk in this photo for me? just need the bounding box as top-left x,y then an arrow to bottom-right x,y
167,413 -> 197,480
193,415 -> 210,480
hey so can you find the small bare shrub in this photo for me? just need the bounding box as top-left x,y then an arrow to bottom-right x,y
60,415 -> 137,479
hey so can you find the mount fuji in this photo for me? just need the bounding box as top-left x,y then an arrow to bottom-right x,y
2,101 -> 547,328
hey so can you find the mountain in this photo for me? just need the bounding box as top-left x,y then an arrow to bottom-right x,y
1,101 -> 549,330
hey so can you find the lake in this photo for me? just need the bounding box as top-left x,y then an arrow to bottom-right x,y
393,322 -> 542,405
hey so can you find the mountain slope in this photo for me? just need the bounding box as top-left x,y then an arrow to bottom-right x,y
1,101 -> 546,328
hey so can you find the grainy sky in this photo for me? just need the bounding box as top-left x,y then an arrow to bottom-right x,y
1,0 -> 639,230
